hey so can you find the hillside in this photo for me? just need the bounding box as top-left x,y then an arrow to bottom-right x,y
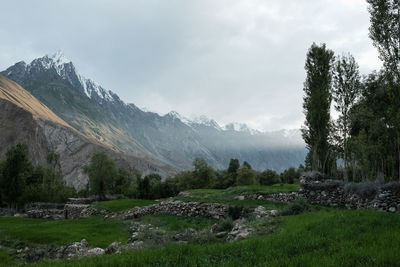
1,52 -> 306,172
0,75 -> 175,189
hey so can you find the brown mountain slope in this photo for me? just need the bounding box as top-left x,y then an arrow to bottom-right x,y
0,75 -> 175,189
0,76 -> 71,128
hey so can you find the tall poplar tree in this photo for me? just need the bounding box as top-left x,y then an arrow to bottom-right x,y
302,43 -> 335,173
332,54 -> 361,181
368,0 -> 400,180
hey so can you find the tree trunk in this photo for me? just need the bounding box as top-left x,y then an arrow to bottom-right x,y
398,136 -> 400,181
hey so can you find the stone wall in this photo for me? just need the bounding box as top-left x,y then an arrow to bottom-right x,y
300,172 -> 400,212
25,202 -> 65,219
124,200 -> 229,219
64,204 -> 106,219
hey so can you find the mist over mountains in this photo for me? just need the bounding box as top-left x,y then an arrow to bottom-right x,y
1,51 -> 306,172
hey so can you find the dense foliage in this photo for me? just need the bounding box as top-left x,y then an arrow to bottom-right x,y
0,144 -> 76,209
301,1 -> 400,182
302,43 -> 335,174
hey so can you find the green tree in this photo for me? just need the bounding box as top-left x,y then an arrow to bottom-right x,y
84,152 -> 117,200
367,0 -> 400,79
137,176 -> 151,199
302,43 -> 335,173
192,158 -> 216,188
280,167 -> 300,184
243,161 -> 252,169
332,54 -> 361,181
111,167 -> 132,195
258,169 -> 280,186
0,144 -> 32,209
367,0 -> 400,180
236,165 -> 257,186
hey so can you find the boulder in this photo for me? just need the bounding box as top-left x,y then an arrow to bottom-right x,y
105,242 -> 121,254
85,248 -> 105,257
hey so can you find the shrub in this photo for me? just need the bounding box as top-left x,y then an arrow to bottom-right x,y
258,170 -> 280,186
216,218 -> 234,232
381,181 -> 400,193
280,198 -> 310,216
228,206 -> 250,220
236,166 -> 257,186
344,182 -> 379,199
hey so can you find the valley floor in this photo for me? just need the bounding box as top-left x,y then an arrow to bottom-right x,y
1,185 -> 399,266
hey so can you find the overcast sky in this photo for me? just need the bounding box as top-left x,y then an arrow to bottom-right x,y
0,0 -> 382,131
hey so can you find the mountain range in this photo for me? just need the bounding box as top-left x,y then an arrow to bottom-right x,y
1,51 -> 306,180
0,75 -> 174,189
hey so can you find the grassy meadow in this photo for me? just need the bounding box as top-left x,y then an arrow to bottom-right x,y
1,184 -> 399,266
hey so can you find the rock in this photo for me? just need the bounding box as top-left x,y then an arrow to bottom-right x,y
389,207 -> 396,212
80,239 -> 88,248
254,206 -> 278,218
210,223 -> 219,233
131,241 -> 144,247
85,248 -> 105,257
178,191 -> 191,197
105,242 -> 121,254
130,232 -> 139,242
216,232 -> 227,238
235,196 -> 245,201
227,219 -> 251,241
62,241 -> 87,259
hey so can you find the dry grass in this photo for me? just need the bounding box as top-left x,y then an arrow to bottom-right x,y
0,75 -> 71,128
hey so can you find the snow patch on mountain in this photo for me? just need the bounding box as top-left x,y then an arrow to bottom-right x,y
166,111 -> 193,125
27,51 -> 116,103
191,115 -> 223,131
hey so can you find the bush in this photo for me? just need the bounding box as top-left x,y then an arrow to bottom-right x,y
381,181 -> 400,193
236,166 -> 257,186
280,198 -> 310,216
258,170 -> 280,186
344,182 -> 379,199
216,218 -> 234,232
228,206 -> 250,220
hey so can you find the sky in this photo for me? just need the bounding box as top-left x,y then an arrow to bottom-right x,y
0,0 -> 382,131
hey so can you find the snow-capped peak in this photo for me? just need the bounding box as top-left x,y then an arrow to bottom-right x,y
192,115 -> 222,130
166,111 -> 192,125
49,50 -> 71,66
223,122 -> 261,135
26,51 -> 117,103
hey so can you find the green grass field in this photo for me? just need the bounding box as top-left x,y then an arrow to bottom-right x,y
92,199 -> 159,212
0,217 -> 129,248
2,184 -> 400,266
31,208 -> 400,266
174,184 -> 297,210
136,214 -> 218,232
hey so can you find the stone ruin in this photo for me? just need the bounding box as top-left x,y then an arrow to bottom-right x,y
124,200 -> 229,220
24,198 -> 104,220
300,171 -> 400,212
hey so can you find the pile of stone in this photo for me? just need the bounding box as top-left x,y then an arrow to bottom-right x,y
253,206 -> 278,218
64,204 -> 106,219
25,202 -> 65,220
300,171 -> 400,212
227,219 -> 251,241
66,198 -> 94,205
0,207 -> 15,217
247,192 -> 299,203
124,200 -> 229,220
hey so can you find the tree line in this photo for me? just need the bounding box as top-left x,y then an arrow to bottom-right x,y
84,153 -> 303,200
0,144 -> 76,209
0,143 -> 303,209
302,0 -> 400,182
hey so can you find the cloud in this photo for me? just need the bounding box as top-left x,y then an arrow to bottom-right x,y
0,0 -> 381,131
